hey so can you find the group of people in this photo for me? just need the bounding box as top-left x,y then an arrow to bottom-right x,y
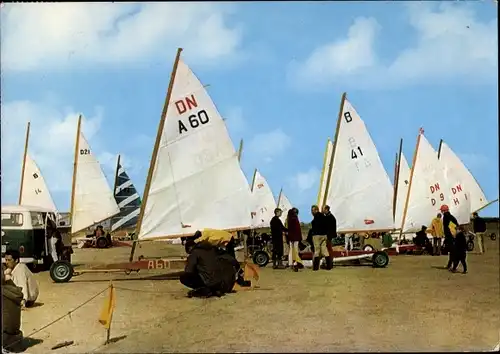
270,204 -> 337,272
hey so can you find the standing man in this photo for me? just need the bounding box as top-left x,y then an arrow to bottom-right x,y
270,208 -> 287,269
441,205 -> 459,270
310,205 -> 332,271
323,205 -> 337,246
3,250 -> 39,308
451,227 -> 468,274
472,212 -> 486,254
427,213 -> 444,256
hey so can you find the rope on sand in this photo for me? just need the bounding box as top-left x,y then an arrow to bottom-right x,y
4,286 -> 109,349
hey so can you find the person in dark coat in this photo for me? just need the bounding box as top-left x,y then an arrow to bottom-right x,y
441,204 -> 459,269
270,208 -> 287,269
180,238 -> 229,298
286,208 -> 303,272
310,205 -> 332,271
451,228 -> 468,274
323,205 -> 337,244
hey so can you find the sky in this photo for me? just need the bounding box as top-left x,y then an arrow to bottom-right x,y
1,1 -> 498,220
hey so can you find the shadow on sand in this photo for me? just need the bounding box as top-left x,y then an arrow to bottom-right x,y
4,337 -> 44,353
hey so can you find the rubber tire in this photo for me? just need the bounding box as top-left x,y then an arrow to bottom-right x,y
466,240 -> 474,252
372,251 -> 389,268
96,237 -> 108,249
490,233 -> 497,241
50,260 -> 74,283
363,245 -> 374,252
252,250 -> 270,268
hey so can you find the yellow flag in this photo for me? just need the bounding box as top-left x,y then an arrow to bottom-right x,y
98,284 -> 116,329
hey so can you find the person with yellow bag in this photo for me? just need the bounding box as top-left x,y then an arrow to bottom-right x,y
440,205 -> 459,270
427,213 -> 444,256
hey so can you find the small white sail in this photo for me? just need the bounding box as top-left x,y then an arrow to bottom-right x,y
317,139 -> 333,210
324,98 -> 394,232
277,189 -> 293,224
72,132 -> 120,234
439,141 -> 489,214
20,154 -> 58,212
439,142 -> 472,225
251,170 -> 277,229
394,153 -> 410,230
402,133 -> 450,232
138,59 -> 253,240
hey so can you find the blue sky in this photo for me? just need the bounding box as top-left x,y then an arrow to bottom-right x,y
1,2 -> 498,219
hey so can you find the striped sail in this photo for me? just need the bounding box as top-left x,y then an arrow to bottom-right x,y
111,161 -> 141,232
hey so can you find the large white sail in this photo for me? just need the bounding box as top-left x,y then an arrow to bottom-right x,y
72,132 -> 120,233
402,132 -> 450,232
317,139 -> 333,210
394,153 -> 410,230
110,159 -> 141,232
138,58 -> 253,240
251,170 -> 277,229
277,189 -> 293,224
324,98 -> 394,232
438,142 -> 472,225
439,141 -> 489,214
20,154 -> 58,212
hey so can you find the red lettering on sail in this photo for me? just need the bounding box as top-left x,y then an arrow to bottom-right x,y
439,193 -> 445,201
451,184 -> 462,194
364,219 -> 374,225
431,198 -> 436,206
175,95 -> 199,115
452,198 -> 460,206
430,183 -> 440,194
257,183 -> 264,189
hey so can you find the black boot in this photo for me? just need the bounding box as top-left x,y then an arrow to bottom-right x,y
272,259 -> 278,269
325,257 -> 333,270
312,257 -> 320,271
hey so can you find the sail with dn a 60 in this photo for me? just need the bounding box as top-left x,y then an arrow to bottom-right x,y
438,140 -> 496,214
277,188 -> 293,225
135,49 -> 253,241
317,138 -> 333,211
250,169 -> 277,229
322,93 -> 394,232
70,116 -> 121,234
110,155 -> 141,232
18,122 -> 58,213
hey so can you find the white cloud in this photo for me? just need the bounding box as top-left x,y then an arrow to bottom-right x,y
246,129 -> 292,163
290,3 -> 497,89
1,3 -> 243,72
1,100 -> 119,210
288,167 -> 320,193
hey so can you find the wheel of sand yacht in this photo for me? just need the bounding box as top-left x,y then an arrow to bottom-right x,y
49,260 -> 74,283
96,237 -> 108,249
490,233 -> 497,241
371,251 -> 389,268
252,250 -> 269,268
363,245 -> 374,252
466,240 -> 474,252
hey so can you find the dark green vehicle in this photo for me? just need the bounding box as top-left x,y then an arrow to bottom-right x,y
1,205 -> 72,272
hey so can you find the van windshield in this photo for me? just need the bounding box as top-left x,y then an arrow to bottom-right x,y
31,212 -> 45,227
1,213 -> 24,227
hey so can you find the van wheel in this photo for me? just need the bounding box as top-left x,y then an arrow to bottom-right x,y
466,240 -> 474,252
50,260 -> 74,283
372,251 -> 389,268
252,250 -> 269,267
96,237 -> 108,249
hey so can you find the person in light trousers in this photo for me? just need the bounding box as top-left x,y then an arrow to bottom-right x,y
286,208 -> 303,272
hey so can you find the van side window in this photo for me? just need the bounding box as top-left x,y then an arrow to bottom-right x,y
1,213 -> 24,227
30,212 -> 44,227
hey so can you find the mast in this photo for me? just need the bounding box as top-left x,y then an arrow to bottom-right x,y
437,139 -> 443,159
113,154 -> 121,195
18,122 -> 31,205
250,168 -> 258,192
129,48 -> 183,262
237,139 -> 244,162
70,115 -> 83,236
399,128 -> 424,237
392,138 -> 403,219
321,92 -> 347,208
316,138 -> 331,207
277,188 -> 283,208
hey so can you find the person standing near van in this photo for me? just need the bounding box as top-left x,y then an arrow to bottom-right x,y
4,250 -> 39,308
